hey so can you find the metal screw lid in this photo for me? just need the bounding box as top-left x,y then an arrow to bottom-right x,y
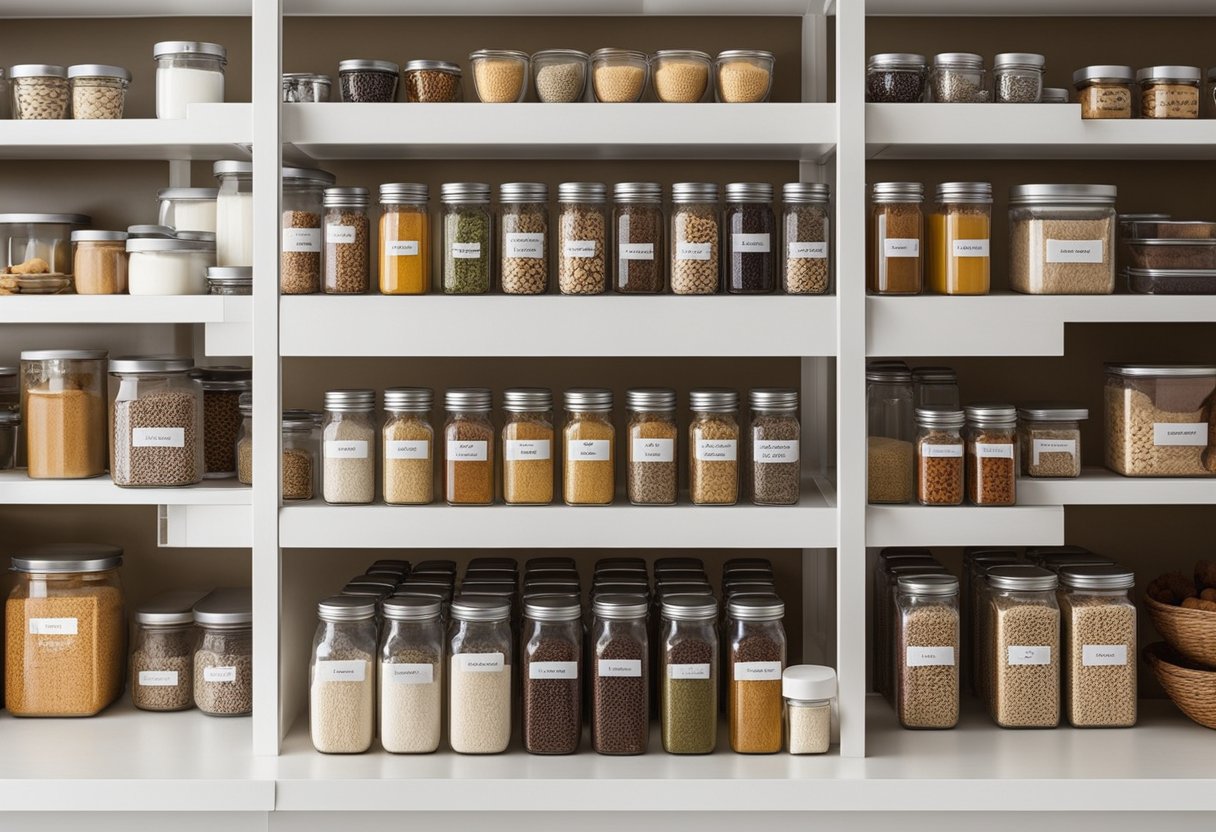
72,230 -> 128,242
499,182 -> 548,203
727,595 -> 785,620
1072,65 -> 1134,86
661,594 -> 718,621
158,187 -> 219,202
671,182 -> 719,202
986,565 -> 1058,591
189,365 -> 252,391
381,595 -> 442,621
564,388 -> 613,412
318,595 -> 377,622
916,406 -> 966,429
965,403 -> 1017,428
383,387 -> 433,412
749,388 -> 798,412
725,182 -> 773,203
897,573 -> 959,595
338,58 -> 399,74
614,182 -> 662,203
379,182 -> 428,203
108,355 -> 194,374
867,53 -> 926,69
871,182 -> 925,204
67,64 -> 131,81
1059,565 -> 1134,590
283,72 -> 332,83
445,387 -> 492,411
8,64 -> 66,78
523,596 -> 582,622
193,588 -> 252,627
783,182 -> 830,204
1105,363 -> 1216,378
450,596 -> 511,622
212,160 -> 253,177
323,187 -> 370,208
10,543 -> 123,574
912,366 -> 957,384
592,594 -> 649,620
717,49 -> 774,61
441,182 -> 491,204
558,182 -> 607,202
625,388 -> 676,411
1136,65 -> 1201,83
154,41 -> 227,61
323,389 -> 375,413
1009,184 -> 1117,206
503,387 -> 552,412
932,52 -> 983,69
689,388 -> 739,413
127,224 -> 175,238
282,168 -> 336,186
866,365 -> 913,383
994,52 -> 1046,69
404,60 -> 462,74
1017,404 -> 1088,421
135,590 -> 207,626
935,181 -> 993,203
207,267 -> 253,287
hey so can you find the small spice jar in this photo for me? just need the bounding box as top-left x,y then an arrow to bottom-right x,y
558,182 -> 608,295
470,49 -> 529,103
869,182 -> 924,295
1137,65 -> 1201,119
782,182 -> 831,295
715,49 -> 774,103
613,182 -> 664,294
323,187 -> 371,294
894,574 -> 960,730
1058,566 -> 1137,729
867,365 -> 915,504
1073,65 -> 1133,119
448,596 -> 513,754
190,365 -> 251,479
928,181 -> 991,295
671,182 -> 720,295
749,388 -> 800,506
652,50 -> 711,103
10,64 -> 69,119
154,41 -> 226,118
379,595 -> 444,754
589,593 -> 649,756
72,230 -> 129,295
725,182 -> 776,294
590,48 -> 648,103
403,60 -> 463,102
865,53 -> 926,103
912,366 -> 960,409
984,566 -> 1060,729
193,587 -> 252,717
310,597 -> 377,754
563,388 -> 615,506
1018,404 -> 1086,479
929,53 -> 988,103
993,52 -> 1045,103
378,182 -> 430,295
914,406 -> 965,507
280,167 -> 335,295
531,49 -> 588,103
158,187 -> 219,233
499,182 -> 550,295
444,388 -> 495,506
965,404 -> 1017,507
132,591 -> 200,713
521,596 -> 583,755
207,266 -> 252,295
382,387 -> 434,506
442,182 -> 492,295
625,387 -> 678,506
109,355 -> 204,488
727,596 -> 786,753
322,389 -> 376,505
67,64 -> 130,119
689,388 -> 740,506
281,72 -> 331,102
502,388 -> 554,505
338,59 -> 399,102
660,594 -> 719,755
20,348 -> 108,479
783,665 -> 834,754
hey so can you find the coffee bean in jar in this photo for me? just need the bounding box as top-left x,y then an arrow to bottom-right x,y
338,59 -> 399,102
190,365 -> 251,479
403,60 -> 462,102
724,182 -> 775,294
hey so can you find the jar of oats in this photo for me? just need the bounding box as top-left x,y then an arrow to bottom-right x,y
671,182 -> 720,295
1058,565 -> 1136,729
689,388 -> 740,506
382,387 -> 434,506
1018,404 -> 1086,479
984,565 -> 1060,729
895,573 -> 960,730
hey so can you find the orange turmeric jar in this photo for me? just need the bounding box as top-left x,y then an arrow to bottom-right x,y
379,183 -> 430,294
927,181 -> 991,295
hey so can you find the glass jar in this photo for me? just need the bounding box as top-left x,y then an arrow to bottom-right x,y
865,53 -> 926,103
237,404 -> 317,500
590,48 -> 648,103
1073,65 -> 1133,119
727,597 -> 786,753
190,365 -> 251,479
912,366 -> 960,409
213,160 -> 253,268
132,591 -> 201,712
9,64 -> 69,119
1104,364 -> 1216,477
380,596 -> 444,754
1058,566 -> 1137,729
158,187 -> 219,234
928,181 -> 992,295
965,404 -> 1017,507
590,594 -> 649,755
749,388 -> 800,506
689,388 -> 740,506
869,182 -> 924,295
444,388 -> 495,505
322,389 -> 376,505
499,182 -> 549,295
651,49 -> 711,103
403,60 -> 463,102
670,182 -> 720,295
0,211 -> 87,277
993,52 -> 1044,103
503,387 -> 554,506
382,387 -> 434,506
207,266 -> 252,295
194,588 -> 252,717
235,394 -> 253,485
929,53 -> 988,103
531,49 -> 588,103
310,597 -> 377,754
323,187 -> 370,294
109,356 -> 203,487
895,574 -> 960,730
557,182 -> 608,295
984,566 -> 1060,729
967,552 -> 1020,697
1018,405 -> 1086,478
725,182 -> 775,294
338,59 -> 399,102
442,182 -> 492,295
68,64 -> 130,119
5,544 -> 125,717
782,182 -> 830,295
379,183 -> 430,295
71,231 -> 128,295
449,596 -> 513,754
915,406 -> 965,507
1137,65 -> 1200,119
469,49 -> 529,103
613,182 -> 664,294
522,597 -> 583,755
660,594 -> 719,754
563,388 -> 615,506
0,409 -> 17,470
154,41 -> 226,118
714,49 -> 774,103
878,562 -> 948,701
126,237 -> 215,295
1009,184 -> 1117,295
280,167 -> 335,295
282,72 -> 331,102
784,665 -> 835,754
625,387 -> 678,506
867,365 -> 914,504
20,349 -> 107,479
1042,87 -> 1069,103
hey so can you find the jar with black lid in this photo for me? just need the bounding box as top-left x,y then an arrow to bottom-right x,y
725,182 -> 775,294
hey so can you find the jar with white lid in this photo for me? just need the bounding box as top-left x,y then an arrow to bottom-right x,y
132,590 -> 202,712
448,596 -> 513,754
9,64 -> 69,119
1018,404 -> 1086,478
193,588 -> 252,717
1073,65 -> 1133,119
1008,184 -> 1117,295
72,230 -> 128,295
109,355 -> 204,487
154,41 -> 226,118
929,53 -> 988,103
126,237 -> 215,295
380,595 -> 444,754
310,597 -> 377,754
67,64 -> 130,119
322,389 -> 376,505
281,167 -> 336,295
213,160 -> 253,267
158,188 -> 219,233
1058,566 -> 1137,729
783,665 -> 835,753
993,52 -> 1044,103
1137,65 -> 1201,119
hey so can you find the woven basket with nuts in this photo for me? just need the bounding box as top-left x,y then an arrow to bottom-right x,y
1145,560 -> 1216,729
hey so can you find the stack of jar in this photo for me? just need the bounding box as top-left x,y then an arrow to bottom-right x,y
866,52 -> 1060,104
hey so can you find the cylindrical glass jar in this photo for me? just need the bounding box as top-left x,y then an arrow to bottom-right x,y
322,389 -> 376,505
213,160 -> 253,268
915,406 -> 965,507
929,53 -> 988,103
380,596 -> 444,754
670,182 -> 720,295
382,387 -> 434,506
469,49 -> 530,103
625,387 -> 678,506
442,182 -> 492,294
154,41 -> 226,118
782,182 -> 830,295
444,388 -> 495,505
522,597 -> 583,755
865,53 -> 926,103
1073,65 -> 1133,119
993,52 -> 1044,103
127,237 -> 215,295
194,588 -> 252,717
531,49 -> 588,103
1137,65 -> 1200,119
928,181 -> 992,295
749,388 -> 800,506
72,230 -> 128,295
563,388 -> 615,506
9,64 -> 69,119
590,594 -> 649,755
1042,87 -> 1069,103
558,182 -> 608,295
867,366 -> 914,504
158,187 -> 218,233
207,266 -> 251,295
448,597 -> 513,754
985,566 -> 1060,729
0,410 -> 17,470
784,665 -> 834,754
727,597 -> 786,753
869,182 -> 924,295
1058,566 -> 1137,729
590,48 -> 649,103
502,388 -> 554,506
714,50 -> 774,103
660,595 -> 719,754
280,167 -> 335,295
725,182 -> 775,294
190,365 -> 251,479
68,64 -> 130,119
338,59 -> 399,102
613,182 -> 664,294
281,72 -> 331,102
20,349 -> 108,479
238,408 -> 317,500
912,366 -> 960,410
965,404 -> 1017,506
379,183 -> 430,295
310,597 -> 377,754
895,574 -> 960,730
652,50 -> 711,103
499,182 -> 550,295
323,187 -> 371,294
5,545 -> 125,717
689,388 -> 740,506
1008,184 -> 1117,295
403,60 -> 463,102
132,592 -> 199,713
1018,404 -> 1086,479
109,356 -> 203,487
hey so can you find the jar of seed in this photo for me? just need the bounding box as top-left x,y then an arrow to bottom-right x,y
689,388 -> 740,506
284,411 -> 317,499
867,365 -> 914,504
1058,566 -> 1136,729
322,389 -> 376,505
895,574 -> 960,730
531,49 -> 589,103
660,594 -> 719,754
132,591 -> 201,713
563,388 -> 615,505
671,182 -> 721,295
9,64 -> 69,119
727,596 -> 786,753
499,182 -> 550,295
442,182 -> 492,295
590,593 -> 649,755
190,365 -> 251,479
914,406 -> 964,507
714,49 -> 774,103
522,596 -> 583,755
448,596 -> 513,755
502,387 -> 554,505
652,50 -> 711,103
207,266 -> 251,295
281,167 -> 335,295
613,182 -> 664,294
380,595 -> 444,754
337,59 -> 399,102
194,588 -> 253,717
869,182 -> 924,295
782,182 -> 830,294
993,52 -> 1044,103
444,388 -> 495,505
590,48 -> 649,103
928,53 -> 988,103
1073,65 -> 1133,119
67,64 -> 131,119
558,182 -> 608,295
1018,404 -> 1086,479
403,60 -> 463,102
382,387 -> 434,506
310,597 -> 377,754
469,49 -> 530,103
783,665 -> 834,754
109,356 -> 203,487
965,404 -> 1017,507
984,566 -> 1060,729
725,182 -> 775,294
323,187 -> 370,294
625,387 -> 678,506
749,388 -> 800,506
1137,65 -> 1201,119
865,53 -> 926,103
72,230 -> 129,295
379,182 -> 429,295
927,181 -> 991,296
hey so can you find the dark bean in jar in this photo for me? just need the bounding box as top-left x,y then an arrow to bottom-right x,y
522,637 -> 581,755
726,203 -> 775,293
615,204 -> 664,294
593,634 -> 648,755
866,70 -> 925,103
340,70 -> 398,102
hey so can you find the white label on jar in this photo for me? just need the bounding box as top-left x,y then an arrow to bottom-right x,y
632,438 -> 674,463
619,243 -> 654,260
598,659 -> 642,677
139,670 -> 180,687
1082,645 -> 1128,666
884,238 -> 920,257
506,439 -> 551,461
315,660 -> 366,683
1007,646 -> 1051,666
204,666 -> 238,683
282,227 -> 321,252
1153,423 -> 1206,447
923,443 -> 964,458
133,427 -> 185,448
387,240 -> 420,256
906,646 -> 955,667
789,241 -> 828,259
447,440 -> 488,461
389,663 -> 434,685
327,225 -> 357,244
452,241 -> 482,259
754,440 -> 799,463
506,233 -> 545,258
457,652 -> 504,673
695,439 -> 737,461
1046,239 -> 1104,263
325,439 -> 369,459
1033,438 -> 1076,464
386,440 -> 429,460
734,661 -> 782,680
976,443 -> 1014,459
669,663 -> 711,680
733,233 -> 771,253
529,661 -> 579,679
563,240 -> 597,258
676,242 -> 712,261
29,617 -> 77,635
569,439 -> 611,461
952,239 -> 990,257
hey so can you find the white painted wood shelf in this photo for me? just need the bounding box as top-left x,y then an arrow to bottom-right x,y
866,504 -> 1064,548
0,295 -> 249,325
0,472 -> 252,506
1020,468 -> 1216,506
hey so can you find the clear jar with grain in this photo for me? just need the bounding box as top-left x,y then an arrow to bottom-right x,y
443,182 -> 493,294
448,597 -> 513,755
689,388 -> 740,506
323,187 -> 370,294
590,594 -> 650,756
782,182 -> 830,294
965,404 -> 1017,506
984,566 -> 1060,729
784,665 -> 835,754
322,389 -> 376,505
382,387 -> 434,506
865,53 -> 926,102
867,365 -> 914,504
670,182 -> 720,294
869,182 -> 924,295
715,50 -> 774,103
379,596 -> 444,754
280,167 -> 334,295
1058,566 -> 1137,729
236,395 -> 316,497
1009,184 -> 1117,295
502,387 -> 554,506
379,183 -> 430,295
563,388 -> 615,506
725,182 -> 775,294
68,64 -> 130,119
750,388 -> 800,506
928,181 -> 991,295
531,50 -> 588,103
727,596 -> 786,753
895,574 -> 960,730
72,230 -> 128,294
625,387 -> 678,506
660,594 -> 719,754
613,182 -> 664,294
558,181 -> 608,295
10,64 -> 69,119
109,356 -> 204,487
310,597 -> 377,754
1137,65 -> 1200,119
1072,65 -> 1133,119
915,406 -> 964,507
403,60 -> 463,103
1018,404 -> 1086,479
190,365 -> 250,479
652,50 -> 711,103
929,53 -> 988,103
993,52 -> 1044,103
877,560 -> 947,702
444,388 -> 495,505
521,596 -> 583,755
469,49 -> 529,103
132,591 -> 201,713
499,182 -> 550,295
1103,364 -> 1216,477
590,48 -> 648,103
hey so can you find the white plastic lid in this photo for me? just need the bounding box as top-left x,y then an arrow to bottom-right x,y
783,664 -> 836,701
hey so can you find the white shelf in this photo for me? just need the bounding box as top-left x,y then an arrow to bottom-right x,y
2,1 -> 251,14
0,295 -> 249,325
284,103 -> 837,161
1019,467 -> 1216,506
283,0 -> 825,15
866,0 -> 1216,14
866,504 -> 1064,548
867,293 -> 1216,357
281,294 -> 836,357
0,472 -> 252,506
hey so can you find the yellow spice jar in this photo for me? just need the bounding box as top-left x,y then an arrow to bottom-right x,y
927,181 -> 991,295
563,388 -> 614,505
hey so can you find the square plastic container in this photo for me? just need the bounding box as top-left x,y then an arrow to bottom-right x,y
0,212 -> 90,277
1127,267 -> 1216,295
1104,364 -> 1216,477
1124,238 -> 1216,270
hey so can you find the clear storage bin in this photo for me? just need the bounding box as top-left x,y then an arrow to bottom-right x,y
929,53 -> 988,102
448,597 -> 512,754
984,566 -> 1060,729
154,41 -> 226,118
442,183 -> 492,294
72,231 -> 128,295
895,574 -> 959,730
20,349 -> 108,479
214,160 -> 254,268
1018,405 -> 1086,478
715,50 -> 774,103
927,181 -> 991,295
280,167 -> 335,295
564,388 -> 615,505
660,595 -> 719,754
1058,566 -> 1137,728
993,52 -> 1044,103
522,597 -> 583,755
109,356 -> 203,487
380,596 -> 444,754
10,64 -> 68,119
613,182 -> 663,294
503,388 -> 554,506
727,596 -> 786,753
652,50 -> 711,103
193,588 -> 252,717
310,597 -> 377,754
322,389 -> 376,505
590,594 -> 649,755
1008,184 -> 1116,295
783,665 -> 835,754
1,212 -> 89,277
865,53 -> 926,103
1104,364 -> 1216,477
1073,65 -> 1133,119
689,388 -> 739,506
132,590 -> 201,712
380,183 -> 430,295
531,50 -> 588,103
670,182 -> 720,294
382,387 -> 433,506
470,50 -> 529,103
867,365 -> 914,504
869,182 -> 924,295
782,182 -> 830,294
444,388 -> 495,505
590,48 -> 648,103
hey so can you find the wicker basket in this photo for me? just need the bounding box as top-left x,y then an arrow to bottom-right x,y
1144,594 -> 1216,668
1144,642 -> 1216,730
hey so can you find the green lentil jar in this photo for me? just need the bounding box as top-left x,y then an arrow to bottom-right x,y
442,182 -> 492,294
660,594 -> 719,754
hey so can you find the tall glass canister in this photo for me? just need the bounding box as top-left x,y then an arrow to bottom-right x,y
521,596 -> 583,755
502,387 -> 554,505
590,593 -> 650,755
781,182 -> 831,294
895,574 -> 960,729
444,388 -> 495,505
985,565 -> 1061,729
322,389 -> 376,505
1058,565 -> 1137,728
727,596 -> 786,753
379,182 -> 430,295
499,182 -> 549,295
613,182 -> 664,294
310,597 -> 377,754
563,388 -> 615,505
280,166 -> 334,294
448,596 -> 513,754
380,595 -> 444,754
867,365 -> 914,504
689,388 -> 740,506
625,387 -> 678,506
724,182 -> 775,294
660,594 -> 719,754
670,182 -> 720,295
441,182 -> 492,295
557,182 -> 608,295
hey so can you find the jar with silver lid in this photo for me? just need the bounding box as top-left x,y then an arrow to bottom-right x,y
993,52 -> 1045,103
380,595 -> 444,754
915,406 -> 965,507
338,59 -> 399,102
895,574 -> 960,730
1103,364 -> 1216,477
725,182 -> 775,294
984,566 -> 1060,729
442,182 -> 492,294
727,596 -> 786,753
193,587 -> 252,717
660,594 -> 719,754
929,53 -> 988,103
132,590 -> 203,712
1009,184 -> 1117,295
404,60 -> 463,102
1058,566 -> 1136,729
965,403 -> 1017,507
445,387 -> 495,505
500,182 -> 550,295
522,596 -> 583,755
590,594 -> 649,755
154,41 -> 226,118
671,182 -> 720,295
72,230 -> 128,295
912,366 -> 959,409
1018,404 -> 1086,479
1073,65 -> 1133,118
558,182 -> 608,295
1041,87 -> 1069,103
68,64 -> 130,119
865,53 -> 926,103
281,167 -> 335,295
782,182 -> 830,294
502,387 -> 554,506
867,365 -> 914,504
282,72 -> 331,102
869,182 -> 924,295
625,387 -> 678,506
10,64 -> 69,119
128,224 -> 175,239
127,237 -> 215,295
928,181 -> 992,296
322,389 -> 376,505
1137,65 -> 1201,119
749,388 -> 800,506
323,187 -> 371,294
449,596 -> 513,754
214,160 -> 253,267
158,187 -> 218,234
383,387 -> 434,506
207,266 -> 252,295
564,388 -> 615,506
190,365 -> 251,479
109,356 -> 203,487
689,388 -> 740,506
614,182 -> 664,294
310,597 -> 377,754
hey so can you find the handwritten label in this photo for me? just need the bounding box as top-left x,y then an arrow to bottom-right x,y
632,438 -> 674,463
451,241 -> 481,259
138,670 -> 179,686
695,439 -> 737,461
1082,645 -> 1128,666
563,240 -> 597,258
952,239 -> 990,257
204,666 -> 237,683
388,663 -> 435,685
668,663 -> 711,680
568,439 -> 611,461
1007,646 -> 1051,666
906,646 -> 955,667
325,439 -> 369,459
734,661 -> 782,680
456,652 -> 504,672
1153,423 -> 1206,447
754,440 -> 799,463
133,428 -> 185,448
386,440 -> 429,460
884,238 -> 920,257
529,661 -> 578,679
1046,239 -> 1104,264
506,233 -> 545,258
386,240 -> 419,256
789,241 -> 828,259
447,440 -> 488,462
326,225 -> 356,244
976,442 -> 1014,459
619,243 -> 655,260
506,439 -> 551,461
923,443 -> 963,458
676,242 -> 712,261
314,660 -> 366,683
733,233 -> 771,253
282,227 -> 321,252
598,659 -> 642,677
1032,438 -> 1076,464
